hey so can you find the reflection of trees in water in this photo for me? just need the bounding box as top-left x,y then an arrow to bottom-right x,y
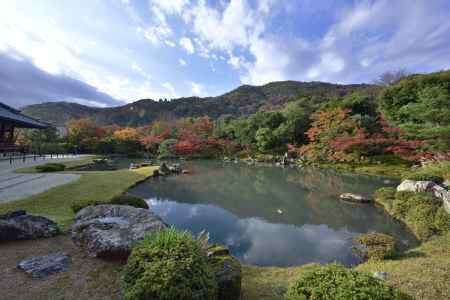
130,161 -> 416,244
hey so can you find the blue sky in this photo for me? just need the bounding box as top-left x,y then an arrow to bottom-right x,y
1,0 -> 450,108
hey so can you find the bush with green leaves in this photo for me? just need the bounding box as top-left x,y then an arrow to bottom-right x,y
403,173 -> 444,184
123,228 -> 217,300
110,194 -> 149,209
284,264 -> 412,300
353,232 -> 396,260
71,194 -> 148,213
35,163 -> 66,172
374,188 -> 448,240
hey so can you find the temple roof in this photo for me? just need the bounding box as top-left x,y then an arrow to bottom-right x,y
0,102 -> 51,129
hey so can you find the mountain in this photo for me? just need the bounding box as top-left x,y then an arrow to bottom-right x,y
21,80 -> 379,127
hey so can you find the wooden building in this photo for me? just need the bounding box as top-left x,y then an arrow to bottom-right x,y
0,102 -> 50,154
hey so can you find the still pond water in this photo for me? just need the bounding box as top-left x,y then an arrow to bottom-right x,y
128,160 -> 416,267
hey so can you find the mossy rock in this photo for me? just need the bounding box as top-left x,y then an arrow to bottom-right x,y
207,245 -> 242,300
123,228 -> 217,300
35,163 -> 66,172
284,263 -> 412,300
110,194 -> 149,209
353,232 -> 396,260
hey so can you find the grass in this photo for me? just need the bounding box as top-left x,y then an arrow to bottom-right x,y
14,157 -> 98,173
356,231 -> 450,300
318,160 -> 411,179
0,166 -> 158,229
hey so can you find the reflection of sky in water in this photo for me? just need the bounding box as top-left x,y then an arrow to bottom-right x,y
128,161 -> 416,267
148,198 -> 360,267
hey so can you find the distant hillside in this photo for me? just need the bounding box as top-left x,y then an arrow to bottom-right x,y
22,80 -> 379,127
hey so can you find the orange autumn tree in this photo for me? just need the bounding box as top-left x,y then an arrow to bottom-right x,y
67,118 -> 105,152
299,108 -> 359,161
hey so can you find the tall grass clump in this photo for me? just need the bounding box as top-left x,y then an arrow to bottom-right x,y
123,228 -> 217,300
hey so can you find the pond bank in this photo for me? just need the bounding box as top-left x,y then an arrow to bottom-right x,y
0,158 -> 448,299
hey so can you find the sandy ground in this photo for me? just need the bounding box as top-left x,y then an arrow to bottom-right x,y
0,234 -> 124,300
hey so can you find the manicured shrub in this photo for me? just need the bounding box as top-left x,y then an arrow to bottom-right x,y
403,173 -> 444,184
284,263 -> 412,300
123,228 -> 217,300
110,194 -> 149,209
35,163 -> 66,172
353,232 -> 396,260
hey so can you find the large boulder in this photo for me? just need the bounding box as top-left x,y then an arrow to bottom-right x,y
0,210 -> 59,242
207,245 -> 242,300
71,205 -> 166,259
397,180 -> 450,213
18,252 -> 70,278
396,180 -> 436,193
339,193 -> 371,204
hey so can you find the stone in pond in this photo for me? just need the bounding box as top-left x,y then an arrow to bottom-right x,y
18,252 -> 70,278
339,193 -> 371,203
396,180 -> 435,193
0,210 -> 60,242
71,205 -> 166,259
159,162 -> 170,175
373,271 -> 389,281
207,244 -> 241,300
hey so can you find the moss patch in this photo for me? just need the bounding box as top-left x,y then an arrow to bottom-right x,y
15,157 -> 97,174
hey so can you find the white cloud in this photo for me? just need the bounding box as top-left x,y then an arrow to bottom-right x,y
144,24 -> 172,46
179,37 -> 194,54
165,40 -> 176,47
178,58 -> 187,66
151,0 -> 190,15
190,81 -> 204,95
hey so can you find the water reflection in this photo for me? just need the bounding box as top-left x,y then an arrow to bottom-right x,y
129,160 -> 416,267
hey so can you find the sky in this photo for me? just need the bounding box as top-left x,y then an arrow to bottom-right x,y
1,0 -> 450,108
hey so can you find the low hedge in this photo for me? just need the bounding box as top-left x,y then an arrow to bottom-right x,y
284,263 -> 412,300
123,228 -> 217,300
71,194 -> 148,213
35,163 -> 66,172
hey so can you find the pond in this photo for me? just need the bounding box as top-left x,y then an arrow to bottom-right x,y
128,160 -> 417,267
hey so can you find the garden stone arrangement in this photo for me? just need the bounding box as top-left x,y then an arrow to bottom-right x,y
0,210 -> 60,241
71,204 -> 167,259
18,252 -> 70,278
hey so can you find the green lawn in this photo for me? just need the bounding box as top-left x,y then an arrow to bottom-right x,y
0,166 -> 157,228
14,157 -> 98,173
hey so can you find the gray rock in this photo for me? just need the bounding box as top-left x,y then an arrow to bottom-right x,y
339,193 -> 371,203
169,163 -> 182,173
443,180 -> 450,188
396,180 -> 435,193
431,184 -> 450,214
71,205 -> 166,259
159,162 -> 170,175
18,252 -> 70,278
0,210 -> 59,242
207,245 -> 241,300
373,271 -> 389,281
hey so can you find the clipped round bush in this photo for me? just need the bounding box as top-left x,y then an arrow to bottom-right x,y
35,163 -> 66,172
110,194 -> 149,209
284,264 -> 412,300
123,228 -> 217,300
353,232 -> 396,260
403,173 -> 444,184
